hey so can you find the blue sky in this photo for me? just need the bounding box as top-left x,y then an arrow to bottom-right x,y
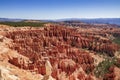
0,0 -> 120,19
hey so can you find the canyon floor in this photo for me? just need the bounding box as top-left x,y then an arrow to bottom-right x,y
0,22 -> 120,80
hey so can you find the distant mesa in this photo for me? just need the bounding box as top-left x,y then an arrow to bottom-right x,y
0,18 -> 120,26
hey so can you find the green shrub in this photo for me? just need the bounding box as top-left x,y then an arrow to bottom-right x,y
113,37 -> 120,45
94,57 -> 119,78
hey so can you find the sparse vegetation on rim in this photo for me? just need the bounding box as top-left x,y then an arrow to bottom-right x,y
0,22 -> 46,27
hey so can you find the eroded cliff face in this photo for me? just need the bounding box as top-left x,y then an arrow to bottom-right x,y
6,25 -> 119,57
0,24 -> 119,80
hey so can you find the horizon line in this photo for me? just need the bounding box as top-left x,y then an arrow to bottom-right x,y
0,17 -> 120,20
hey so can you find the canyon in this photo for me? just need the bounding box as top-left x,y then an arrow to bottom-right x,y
0,23 -> 120,80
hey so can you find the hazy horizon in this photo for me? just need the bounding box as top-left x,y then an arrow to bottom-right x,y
0,0 -> 120,19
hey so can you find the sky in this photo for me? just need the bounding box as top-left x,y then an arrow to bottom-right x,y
0,0 -> 120,19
